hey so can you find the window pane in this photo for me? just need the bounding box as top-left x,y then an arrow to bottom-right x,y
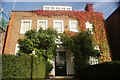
70,21 -> 78,32
15,44 -> 19,55
56,7 -> 60,10
37,20 -> 47,31
54,21 -> 63,33
21,20 -> 31,34
45,7 -> 49,10
87,28 -> 93,34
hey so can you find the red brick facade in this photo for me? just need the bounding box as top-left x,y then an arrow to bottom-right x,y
3,4 -> 111,62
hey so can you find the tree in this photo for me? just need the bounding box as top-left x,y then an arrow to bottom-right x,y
60,31 -> 100,73
17,28 -> 58,60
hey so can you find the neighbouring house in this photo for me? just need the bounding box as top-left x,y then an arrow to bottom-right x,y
105,6 -> 120,60
3,4 -> 111,76
0,26 -> 6,54
0,9 -> 8,54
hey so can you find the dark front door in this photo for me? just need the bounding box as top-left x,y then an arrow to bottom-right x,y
55,51 -> 66,76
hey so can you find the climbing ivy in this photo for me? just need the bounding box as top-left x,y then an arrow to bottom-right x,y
60,31 -> 100,73
31,9 -> 111,62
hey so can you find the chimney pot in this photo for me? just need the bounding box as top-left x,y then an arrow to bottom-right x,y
85,4 -> 94,12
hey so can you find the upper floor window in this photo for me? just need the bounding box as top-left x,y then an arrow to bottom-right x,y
54,20 -> 64,33
85,21 -> 93,34
20,20 -> 32,34
69,21 -> 79,32
37,20 -> 48,31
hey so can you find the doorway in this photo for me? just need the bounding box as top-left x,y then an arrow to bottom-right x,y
55,51 -> 66,76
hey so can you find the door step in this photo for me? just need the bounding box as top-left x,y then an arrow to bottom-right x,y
45,76 -> 77,80
50,76 -> 74,79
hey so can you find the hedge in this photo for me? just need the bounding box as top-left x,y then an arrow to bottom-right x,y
77,61 -> 120,79
2,54 -> 46,79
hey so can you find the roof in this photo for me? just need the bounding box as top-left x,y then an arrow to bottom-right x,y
106,6 -> 120,20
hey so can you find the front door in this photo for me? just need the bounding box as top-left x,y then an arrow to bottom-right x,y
55,51 -> 66,76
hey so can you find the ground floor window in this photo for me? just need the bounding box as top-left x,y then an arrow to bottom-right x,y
89,56 -> 99,65
15,44 -> 19,56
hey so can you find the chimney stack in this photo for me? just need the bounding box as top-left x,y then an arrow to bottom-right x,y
85,4 -> 94,12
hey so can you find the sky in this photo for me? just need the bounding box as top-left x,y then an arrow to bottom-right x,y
2,0 -> 120,2
1,0 -> 120,20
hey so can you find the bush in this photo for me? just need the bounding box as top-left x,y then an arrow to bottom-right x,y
78,61 -> 120,79
45,61 -> 53,78
2,54 -> 46,79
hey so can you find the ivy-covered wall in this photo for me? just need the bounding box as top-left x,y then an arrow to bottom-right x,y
31,9 -> 111,62
3,4 -> 111,62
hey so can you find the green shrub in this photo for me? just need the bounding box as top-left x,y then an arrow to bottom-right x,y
78,61 -> 120,79
45,61 -> 53,78
2,54 -> 46,79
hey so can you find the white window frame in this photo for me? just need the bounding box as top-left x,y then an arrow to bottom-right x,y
69,21 -> 79,32
55,36 -> 63,44
56,7 -> 60,10
15,44 -> 19,56
37,20 -> 48,31
43,5 -> 72,11
85,21 -> 93,34
89,45 -> 100,65
53,20 -> 64,33
20,20 -> 32,34
45,7 -> 49,10
89,56 -> 99,65
94,46 -> 100,51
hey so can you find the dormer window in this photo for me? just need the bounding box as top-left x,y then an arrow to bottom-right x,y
56,7 -> 60,10
43,5 -> 72,11
51,7 -> 54,10
45,7 -> 49,10
67,8 -> 70,10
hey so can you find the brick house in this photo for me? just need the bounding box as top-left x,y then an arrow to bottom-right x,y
105,6 -> 120,60
3,4 -> 111,76
0,10 -> 8,54
0,26 -> 6,54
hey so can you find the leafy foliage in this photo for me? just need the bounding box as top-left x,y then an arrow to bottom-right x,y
2,54 -> 46,78
45,61 -> 53,78
31,10 -> 111,62
18,28 -> 58,60
60,31 -> 99,73
17,28 -> 56,77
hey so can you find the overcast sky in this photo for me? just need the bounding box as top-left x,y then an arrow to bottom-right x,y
1,0 -> 120,20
